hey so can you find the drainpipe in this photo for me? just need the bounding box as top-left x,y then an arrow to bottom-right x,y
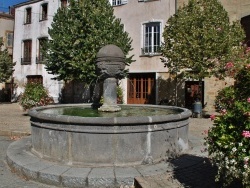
175,0 -> 177,14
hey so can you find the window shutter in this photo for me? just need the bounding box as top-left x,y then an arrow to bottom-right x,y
122,0 -> 128,4
109,0 -> 112,5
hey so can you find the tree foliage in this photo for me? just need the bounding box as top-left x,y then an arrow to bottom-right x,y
45,0 -> 133,83
161,0 -> 245,80
0,39 -> 15,82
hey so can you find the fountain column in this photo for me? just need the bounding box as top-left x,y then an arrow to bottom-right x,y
96,44 -> 126,112
100,77 -> 120,112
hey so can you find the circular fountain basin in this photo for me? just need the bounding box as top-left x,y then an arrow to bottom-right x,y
29,104 -> 191,167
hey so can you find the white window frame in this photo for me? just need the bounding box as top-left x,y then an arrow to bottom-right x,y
6,32 -> 13,48
141,21 -> 162,55
109,0 -> 128,6
138,0 -> 158,2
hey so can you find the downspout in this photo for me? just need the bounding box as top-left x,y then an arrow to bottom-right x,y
175,0 -> 177,14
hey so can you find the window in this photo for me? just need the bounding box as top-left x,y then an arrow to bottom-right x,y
61,0 -> 67,8
22,40 -> 32,64
6,32 -> 13,48
138,0 -> 159,2
112,0 -> 121,5
142,22 -> 161,55
110,0 -> 127,6
37,38 -> 47,64
40,3 -> 48,21
25,8 -> 32,24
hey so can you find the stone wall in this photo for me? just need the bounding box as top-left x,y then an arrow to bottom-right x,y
157,73 -> 185,107
204,77 -> 234,112
156,73 -> 235,112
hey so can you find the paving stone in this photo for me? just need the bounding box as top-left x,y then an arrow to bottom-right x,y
135,162 -> 171,176
88,167 -> 116,187
61,167 -> 91,187
39,165 -> 70,186
115,166 -> 141,186
22,160 -> 54,180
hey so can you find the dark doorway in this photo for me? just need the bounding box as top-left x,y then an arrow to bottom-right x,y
0,78 -> 14,102
26,75 -> 43,84
185,81 -> 204,109
241,15 -> 250,46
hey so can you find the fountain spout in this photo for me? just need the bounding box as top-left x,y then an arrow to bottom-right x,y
96,44 -> 125,112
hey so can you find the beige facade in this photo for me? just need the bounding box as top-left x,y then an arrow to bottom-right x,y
0,12 -> 14,102
0,13 -> 14,54
112,0 -> 176,105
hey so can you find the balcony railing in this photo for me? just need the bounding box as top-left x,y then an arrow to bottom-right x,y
36,55 -> 46,64
21,57 -> 31,65
40,14 -> 48,21
141,46 -> 161,56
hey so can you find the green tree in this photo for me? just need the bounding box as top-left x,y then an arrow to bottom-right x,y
161,0 -> 245,80
45,0 -> 133,83
0,39 -> 15,82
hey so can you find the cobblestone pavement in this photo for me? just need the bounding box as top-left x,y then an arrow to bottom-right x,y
0,103 -> 243,187
135,118 -> 243,188
0,103 -> 30,137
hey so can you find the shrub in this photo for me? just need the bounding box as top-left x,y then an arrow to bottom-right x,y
235,66 -> 250,100
214,86 -> 235,113
206,63 -> 250,186
117,85 -> 124,104
19,83 -> 54,111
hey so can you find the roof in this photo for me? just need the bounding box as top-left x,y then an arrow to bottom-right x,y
13,0 -> 44,8
0,12 -> 14,19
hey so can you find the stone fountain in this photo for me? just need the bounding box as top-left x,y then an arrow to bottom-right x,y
6,45 -> 191,187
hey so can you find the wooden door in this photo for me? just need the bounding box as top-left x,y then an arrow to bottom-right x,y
127,73 -> 155,104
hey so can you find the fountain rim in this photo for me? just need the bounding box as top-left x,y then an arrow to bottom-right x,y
28,104 -> 192,125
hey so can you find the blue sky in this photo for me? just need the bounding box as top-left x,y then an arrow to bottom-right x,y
0,0 -> 27,12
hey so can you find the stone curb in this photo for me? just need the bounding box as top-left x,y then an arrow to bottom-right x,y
7,136 -> 177,188
0,130 -> 30,137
